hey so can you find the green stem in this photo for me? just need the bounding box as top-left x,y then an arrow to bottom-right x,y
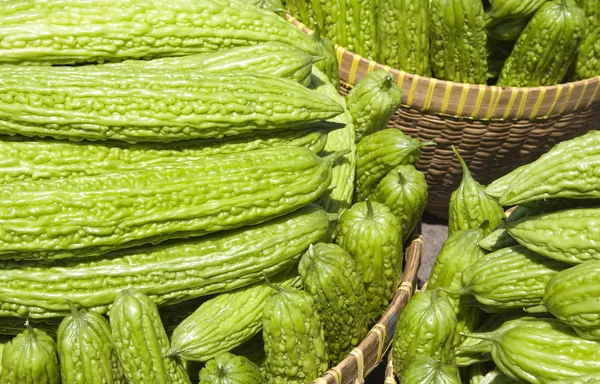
365,199 -> 374,220
452,145 -> 473,182
381,74 -> 393,91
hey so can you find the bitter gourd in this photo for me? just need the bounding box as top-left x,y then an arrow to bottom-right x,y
496,0 -> 587,87
0,0 -> 324,64
335,200 -> 403,322
430,0 -> 489,84
356,128 -> 432,202
368,164 -> 428,244
573,0 -> 600,80
57,305 -> 124,384
0,64 -> 343,143
346,71 -> 403,142
485,164 -> 527,199
198,353 -> 265,384
169,270 -> 301,362
448,147 -> 505,236
479,369 -> 519,383
478,205 -> 548,251
488,0 -> 550,20
487,17 -> 531,41
392,290 -> 457,380
403,357 -> 461,384
0,324 -> 60,384
312,27 -> 340,89
544,261 -> 600,340
0,317 -> 62,337
262,287 -> 329,383
298,243 -> 368,364
460,245 -> 569,310
0,204 -> 329,318
549,373 -> 600,384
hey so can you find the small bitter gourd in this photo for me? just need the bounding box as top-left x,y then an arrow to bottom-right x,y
109,289 -> 190,384
262,287 -> 329,383
402,357 -> 461,384
573,0 -> 600,80
198,353 -> 265,384
298,243 -> 369,364
496,0 -> 587,87
335,200 -> 403,323
0,323 -> 60,384
346,71 -> 403,142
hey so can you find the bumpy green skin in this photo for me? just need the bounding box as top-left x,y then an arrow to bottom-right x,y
356,128 -> 428,202
169,272 -> 301,362
109,289 -> 190,384
461,245 -> 569,310
485,164 -> 527,199
335,200 -> 403,322
573,0 -> 600,80
478,224 -> 518,251
427,224 -> 488,345
498,131 -> 600,206
403,357 -> 461,384
159,298 -> 206,335
298,243 -> 368,364
0,65 -> 342,143
377,0 -> 431,75
549,373 -> 600,384
262,287 -> 329,384
544,261 -> 600,340
0,147 -> 333,261
488,0 -> 549,20
199,353 -> 265,384
346,71 -> 403,142
313,32 -> 340,89
480,369 -> 520,383
0,205 -> 329,318
57,307 -> 124,384
430,0 -> 488,84
497,0 -> 587,87
369,164 -> 428,244
0,326 -> 60,384
0,0 -> 324,64
448,148 -> 505,236
487,16 -> 531,41
392,291 -> 457,379
506,208 -> 600,264
469,318 -> 600,383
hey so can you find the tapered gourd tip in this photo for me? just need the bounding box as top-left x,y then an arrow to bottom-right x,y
365,199 -> 375,220
440,286 -> 469,297
396,170 -> 407,185
420,141 -> 437,148
524,304 -> 548,314
461,331 -> 496,342
312,55 -> 328,64
382,74 -> 394,91
325,212 -> 340,222
24,319 -> 37,341
66,299 -> 82,320
451,145 -> 472,181
326,149 -> 351,164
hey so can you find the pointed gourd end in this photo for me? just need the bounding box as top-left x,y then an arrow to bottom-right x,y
524,304 -> 548,314
365,198 -> 375,220
451,146 -> 472,180
327,149 -> 350,164
382,74 -> 393,91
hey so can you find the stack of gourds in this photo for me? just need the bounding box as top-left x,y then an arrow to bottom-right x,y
390,131 -> 600,383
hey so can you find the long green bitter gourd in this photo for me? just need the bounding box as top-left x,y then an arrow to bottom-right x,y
262,287 -> 329,383
485,164 -> 527,199
403,357 -> 461,384
0,147 -> 334,261
109,289 -> 190,384
573,0 -> 600,80
312,29 -> 340,88
169,270 -> 301,362
298,243 -> 368,364
0,65 -> 343,143
496,0 -> 587,87
0,0 -> 324,64
198,353 -> 265,384
0,204 -> 329,319
57,305 -> 125,384
0,324 -> 60,384
346,70 -> 403,142
430,0 -> 489,84
478,204 -> 538,251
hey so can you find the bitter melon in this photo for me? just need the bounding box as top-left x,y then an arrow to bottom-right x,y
485,164 -> 527,199
573,0 -> 600,80
549,373 -> 600,384
198,353 -> 265,384
488,0 -> 550,20
403,357 -> 461,384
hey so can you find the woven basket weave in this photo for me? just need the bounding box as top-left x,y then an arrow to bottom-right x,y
289,16 -> 600,218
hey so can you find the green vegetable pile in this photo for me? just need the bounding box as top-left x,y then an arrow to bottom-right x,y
391,130 -> 600,383
283,0 -> 599,85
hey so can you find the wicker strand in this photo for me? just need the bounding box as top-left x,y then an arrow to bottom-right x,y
350,348 -> 365,384
369,323 -> 387,364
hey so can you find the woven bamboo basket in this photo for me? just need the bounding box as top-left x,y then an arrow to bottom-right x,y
311,231 -> 423,384
288,16 -> 600,218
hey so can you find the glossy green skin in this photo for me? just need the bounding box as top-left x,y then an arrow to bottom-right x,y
0,0 -> 323,64
448,149 -> 505,235
169,272 -> 301,362
313,33 -> 340,89
485,164 -> 527,199
392,291 -> 457,379
262,287 -> 329,384
110,289 -> 190,384
377,0 -> 430,75
0,326 -> 60,384
470,318 -> 600,383
403,357 -> 461,384
461,245 -> 569,310
346,71 -> 403,142
573,0 -> 600,80
199,353 -> 265,384
0,147 -> 333,261
497,0 -> 587,87
335,201 -> 403,322
298,243 -> 368,364
480,369 -> 520,383
430,0 -> 488,84
369,164 -> 428,244
355,128 -> 425,202
549,373 -> 600,384
0,65 -> 342,143
57,308 -> 124,384
159,298 -> 206,335
427,224 -> 488,346
506,208 -> 600,264
487,16 -> 530,41
544,261 -> 600,340
340,0 -> 378,59
0,205 -> 329,318
478,223 -> 518,251
499,131 -> 600,206
488,0 -> 549,20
